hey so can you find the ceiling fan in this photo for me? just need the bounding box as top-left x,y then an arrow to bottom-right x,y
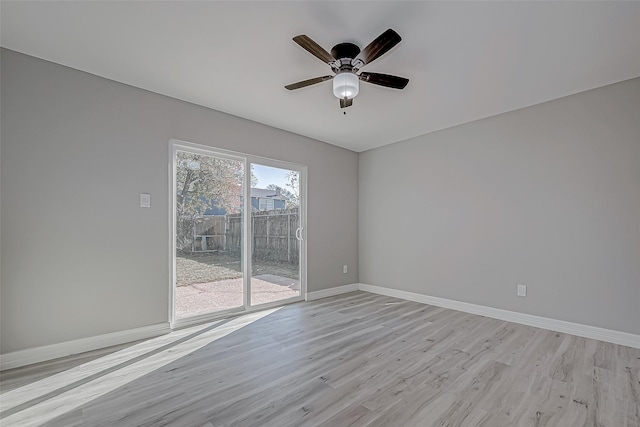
285,29 -> 409,108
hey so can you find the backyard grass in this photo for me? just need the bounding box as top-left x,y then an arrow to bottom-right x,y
176,252 -> 299,286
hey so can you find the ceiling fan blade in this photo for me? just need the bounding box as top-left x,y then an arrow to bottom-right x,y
285,75 -> 334,90
293,35 -> 335,64
355,29 -> 402,66
340,98 -> 353,108
359,72 -> 409,89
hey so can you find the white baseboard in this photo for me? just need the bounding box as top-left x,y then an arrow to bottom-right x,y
359,283 -> 640,349
0,322 -> 171,371
306,284 -> 360,301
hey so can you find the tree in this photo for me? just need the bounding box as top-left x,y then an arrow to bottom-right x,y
285,171 -> 300,208
176,151 -> 243,218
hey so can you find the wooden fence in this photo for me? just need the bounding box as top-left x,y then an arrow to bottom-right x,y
178,208 -> 300,263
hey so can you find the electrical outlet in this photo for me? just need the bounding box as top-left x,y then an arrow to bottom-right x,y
343,265 -> 348,274
517,284 -> 527,297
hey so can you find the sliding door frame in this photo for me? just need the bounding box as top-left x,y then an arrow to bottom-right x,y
169,139 -> 307,329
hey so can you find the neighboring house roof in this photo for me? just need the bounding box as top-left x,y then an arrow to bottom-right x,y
251,188 -> 288,201
180,188 -> 289,215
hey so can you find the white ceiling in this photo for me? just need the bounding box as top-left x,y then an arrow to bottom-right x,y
2,1 -> 639,152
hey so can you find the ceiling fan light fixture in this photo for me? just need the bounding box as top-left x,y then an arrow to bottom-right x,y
286,29 -> 407,108
333,72 -> 359,99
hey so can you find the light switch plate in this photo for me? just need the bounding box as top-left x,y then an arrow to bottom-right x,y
140,193 -> 151,208
517,284 -> 527,297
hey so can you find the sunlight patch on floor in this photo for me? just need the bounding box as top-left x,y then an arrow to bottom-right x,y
0,307 -> 281,426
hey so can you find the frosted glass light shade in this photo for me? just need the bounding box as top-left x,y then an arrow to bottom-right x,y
333,72 -> 359,99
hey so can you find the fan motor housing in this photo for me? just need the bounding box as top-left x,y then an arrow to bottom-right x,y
331,42 -> 360,61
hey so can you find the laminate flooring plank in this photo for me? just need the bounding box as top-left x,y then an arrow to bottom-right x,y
213,378 -> 333,427
490,322 -> 543,366
0,321 -> 222,412
156,316 -> 393,423
0,341 -> 139,394
378,303 -> 444,329
294,314 -> 469,423
312,403 -> 378,427
360,346 -> 475,415
272,322 -> 451,425
178,324 -> 387,416
626,365 -> 640,407
181,312 -> 362,368
360,325 -> 515,424
365,390 -> 461,427
310,292 -> 379,312
428,358 -> 508,427
473,332 -> 571,425
196,323 -> 403,418
320,311 -> 468,390
515,374 -> 582,427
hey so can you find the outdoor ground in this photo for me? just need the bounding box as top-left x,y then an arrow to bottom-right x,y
175,252 -> 300,318
176,253 -> 298,285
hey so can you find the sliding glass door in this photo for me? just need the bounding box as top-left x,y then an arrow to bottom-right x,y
249,164 -> 302,306
171,140 -> 305,325
173,149 -> 245,320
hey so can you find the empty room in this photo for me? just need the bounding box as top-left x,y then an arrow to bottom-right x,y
1,1 -> 639,426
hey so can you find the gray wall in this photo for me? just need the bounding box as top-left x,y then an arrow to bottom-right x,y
360,78 -> 640,335
0,49 -> 359,354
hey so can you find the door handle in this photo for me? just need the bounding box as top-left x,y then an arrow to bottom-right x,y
296,227 -> 303,241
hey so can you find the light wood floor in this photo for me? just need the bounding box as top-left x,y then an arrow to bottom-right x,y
1,292 -> 639,426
